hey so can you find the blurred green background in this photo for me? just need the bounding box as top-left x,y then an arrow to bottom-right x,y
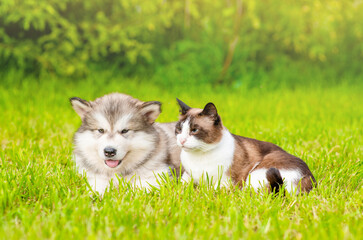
1,0 -> 362,88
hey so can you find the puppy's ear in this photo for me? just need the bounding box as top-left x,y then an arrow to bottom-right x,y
139,101 -> 161,124
70,97 -> 92,119
176,98 -> 191,115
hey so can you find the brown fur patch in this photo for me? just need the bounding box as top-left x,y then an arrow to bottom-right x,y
299,176 -> 316,193
228,135 -> 258,186
229,134 -> 316,193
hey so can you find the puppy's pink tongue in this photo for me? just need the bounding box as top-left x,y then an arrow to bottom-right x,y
105,160 -> 120,168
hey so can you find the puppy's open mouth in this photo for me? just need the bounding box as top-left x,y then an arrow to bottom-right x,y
104,160 -> 122,168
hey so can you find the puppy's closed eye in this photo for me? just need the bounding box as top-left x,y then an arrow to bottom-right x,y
120,129 -> 129,134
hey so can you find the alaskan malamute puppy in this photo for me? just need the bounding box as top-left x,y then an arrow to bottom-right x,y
70,93 -> 181,194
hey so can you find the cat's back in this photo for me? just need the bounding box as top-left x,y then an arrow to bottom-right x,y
232,133 -> 314,178
232,134 -> 284,158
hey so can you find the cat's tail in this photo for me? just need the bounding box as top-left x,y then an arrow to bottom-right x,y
266,168 -> 284,194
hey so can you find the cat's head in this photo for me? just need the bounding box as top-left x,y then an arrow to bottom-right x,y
175,98 -> 224,152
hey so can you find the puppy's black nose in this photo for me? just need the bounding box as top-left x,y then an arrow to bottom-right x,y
104,147 -> 117,157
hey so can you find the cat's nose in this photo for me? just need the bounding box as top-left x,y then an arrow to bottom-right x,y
180,138 -> 186,145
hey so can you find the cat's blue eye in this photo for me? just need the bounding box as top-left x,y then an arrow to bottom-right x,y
191,128 -> 198,133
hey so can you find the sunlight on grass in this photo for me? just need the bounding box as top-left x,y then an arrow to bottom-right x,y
0,73 -> 362,239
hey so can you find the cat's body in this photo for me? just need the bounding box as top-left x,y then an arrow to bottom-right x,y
175,99 -> 316,193
180,128 -> 235,187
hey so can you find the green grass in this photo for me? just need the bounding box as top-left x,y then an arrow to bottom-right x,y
0,71 -> 362,239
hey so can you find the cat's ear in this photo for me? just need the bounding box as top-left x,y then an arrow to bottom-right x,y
176,98 -> 191,115
139,101 -> 162,124
202,103 -> 221,125
201,102 -> 218,117
70,97 -> 92,119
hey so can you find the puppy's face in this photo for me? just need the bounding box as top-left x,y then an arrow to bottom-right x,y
71,94 -> 161,171
76,112 -> 144,169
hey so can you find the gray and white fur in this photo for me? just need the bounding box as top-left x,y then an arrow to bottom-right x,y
70,93 -> 181,194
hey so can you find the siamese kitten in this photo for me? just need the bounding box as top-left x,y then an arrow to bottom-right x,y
175,99 -> 316,193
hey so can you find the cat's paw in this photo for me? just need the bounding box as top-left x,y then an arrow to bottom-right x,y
181,172 -> 192,183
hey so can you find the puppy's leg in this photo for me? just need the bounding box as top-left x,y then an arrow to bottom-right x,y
87,175 -> 111,195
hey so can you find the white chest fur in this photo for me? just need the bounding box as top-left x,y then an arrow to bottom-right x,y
181,130 -> 235,185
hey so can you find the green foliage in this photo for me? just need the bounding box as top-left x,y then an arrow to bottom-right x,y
0,73 -> 362,238
0,0 -> 362,83
0,0 -> 180,76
